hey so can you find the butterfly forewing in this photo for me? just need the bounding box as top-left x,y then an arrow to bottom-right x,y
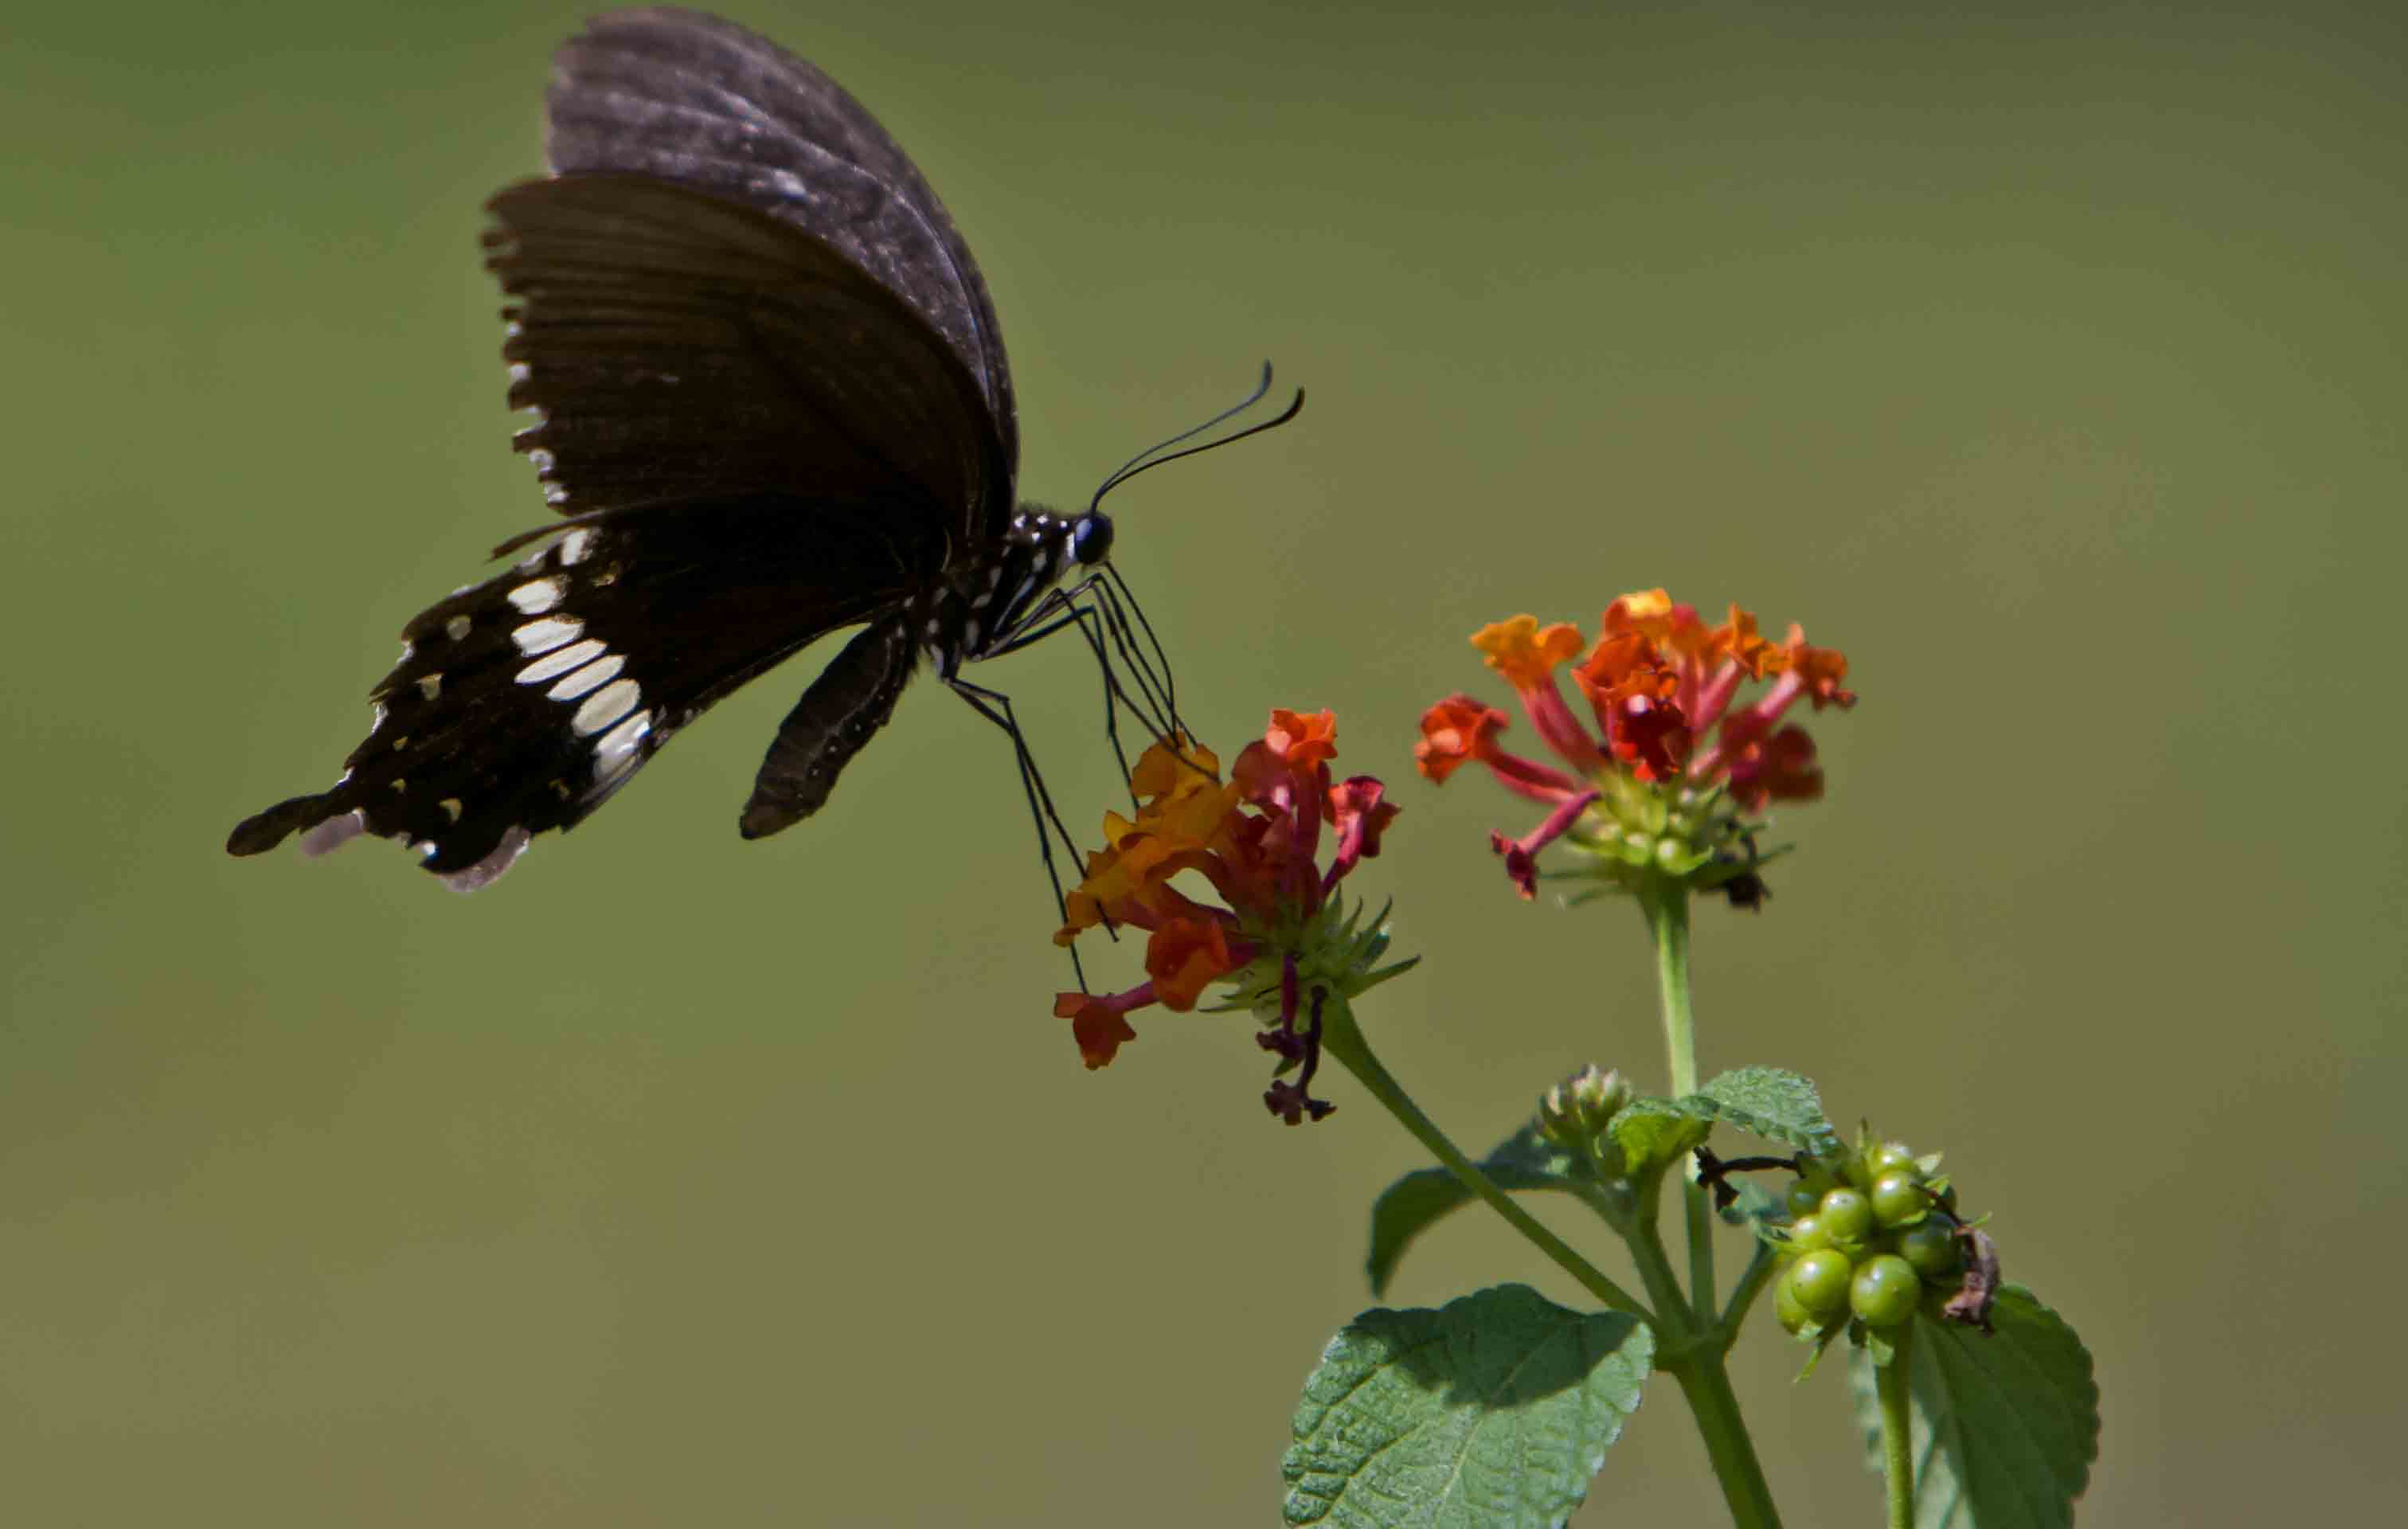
545,7 -> 1017,471
490,174 -> 1007,526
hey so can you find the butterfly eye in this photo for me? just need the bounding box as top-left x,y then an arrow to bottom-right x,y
1071,512 -> 1115,566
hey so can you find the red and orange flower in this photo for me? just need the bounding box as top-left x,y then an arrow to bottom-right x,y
1053,709 -> 1409,1123
1419,592 -> 1856,904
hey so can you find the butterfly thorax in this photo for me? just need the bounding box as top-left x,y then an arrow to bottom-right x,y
916,502 -> 1112,678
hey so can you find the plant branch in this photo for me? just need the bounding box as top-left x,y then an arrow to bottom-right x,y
1640,878 -> 1718,1312
1877,1323 -> 1917,1529
1317,994 -> 1648,1319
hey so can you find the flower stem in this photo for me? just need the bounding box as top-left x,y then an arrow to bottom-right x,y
1669,1356 -> 1786,1529
1877,1323 -> 1917,1529
1317,995 -> 1648,1319
1640,878 -> 1717,1312
1720,1239 -> 1780,1332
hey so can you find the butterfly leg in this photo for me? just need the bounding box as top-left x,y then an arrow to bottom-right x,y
946,675 -> 1106,991
986,576 -> 1190,808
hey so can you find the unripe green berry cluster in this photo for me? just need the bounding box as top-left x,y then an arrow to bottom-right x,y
1770,1133 -> 1962,1340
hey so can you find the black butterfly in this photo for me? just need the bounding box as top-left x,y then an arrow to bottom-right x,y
228,7 -> 1284,894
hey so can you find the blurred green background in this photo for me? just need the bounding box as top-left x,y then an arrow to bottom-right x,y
5,1 -> 2400,1521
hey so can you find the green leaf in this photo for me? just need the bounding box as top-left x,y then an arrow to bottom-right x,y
1686,1066 -> 1843,1157
1847,1287 -> 2100,1527
1366,1127 -> 1586,1297
1284,1285 -> 1654,1529
1605,1098 -> 1710,1184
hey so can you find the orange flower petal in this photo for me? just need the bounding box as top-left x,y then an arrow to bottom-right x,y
1706,604 -> 1778,678
1573,632 -> 1677,710
1128,735 -> 1221,801
1601,589 -> 1673,639
1265,708 -> 1339,772
1146,917 -> 1236,1011
1415,694 -> 1508,783
1472,616 -> 1584,691
1054,991 -> 1141,1069
1781,628 -> 1857,709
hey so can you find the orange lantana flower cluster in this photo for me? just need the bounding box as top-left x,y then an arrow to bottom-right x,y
1418,591 -> 1855,902
1053,709 -> 1399,1123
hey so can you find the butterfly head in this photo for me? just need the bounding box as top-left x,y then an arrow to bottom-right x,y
1070,509 -> 1115,567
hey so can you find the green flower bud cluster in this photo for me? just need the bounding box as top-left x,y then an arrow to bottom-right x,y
1536,1065 -> 1633,1153
1769,1130 -> 1963,1341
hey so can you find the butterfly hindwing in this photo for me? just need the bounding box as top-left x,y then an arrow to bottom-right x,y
225,492 -> 918,886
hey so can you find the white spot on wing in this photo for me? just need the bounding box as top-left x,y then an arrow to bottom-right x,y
444,615 -> 471,641
592,710 -> 650,779
560,530 -> 593,565
545,652 -> 624,700
512,616 -> 584,655
508,577 -> 565,615
298,809 -> 367,857
417,674 -> 442,701
572,678 -> 641,736
517,638 -> 604,684
439,825 -> 530,894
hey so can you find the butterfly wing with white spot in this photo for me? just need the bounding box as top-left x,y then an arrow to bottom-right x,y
225,493 -> 916,887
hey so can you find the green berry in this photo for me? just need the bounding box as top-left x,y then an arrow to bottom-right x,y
1786,1182 -> 1822,1218
1865,1140 -> 1916,1179
1786,1249 -> 1854,1322
1850,1254 -> 1921,1328
1783,1214 -> 1831,1253
1870,1171 -> 1929,1228
1774,1278 -> 1817,1336
1819,1187 -> 1875,1245
1897,1219 -> 1962,1279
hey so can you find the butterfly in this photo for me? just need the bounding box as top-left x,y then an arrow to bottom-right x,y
227,6 -> 1288,895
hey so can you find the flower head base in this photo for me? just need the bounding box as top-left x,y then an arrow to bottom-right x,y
1052,710 -> 1413,1122
1421,593 -> 1855,905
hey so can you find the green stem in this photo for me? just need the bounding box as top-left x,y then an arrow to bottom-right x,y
1669,1357 -> 1786,1529
1623,1190 -> 1697,1332
1317,995 -> 1648,1319
1641,879 -> 1717,1312
1719,1240 -> 1780,1332
1877,1323 -> 1917,1529
1646,878 -> 1699,1098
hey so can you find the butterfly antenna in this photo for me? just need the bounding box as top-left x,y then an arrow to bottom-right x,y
1089,362 -> 1304,510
